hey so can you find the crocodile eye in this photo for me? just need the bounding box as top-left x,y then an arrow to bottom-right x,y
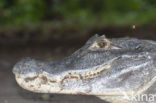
89,37 -> 111,50
97,40 -> 107,48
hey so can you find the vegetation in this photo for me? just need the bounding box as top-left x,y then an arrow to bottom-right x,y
0,0 -> 156,26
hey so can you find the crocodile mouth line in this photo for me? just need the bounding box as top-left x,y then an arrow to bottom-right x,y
15,64 -> 111,93
16,71 -> 156,96
14,57 -> 121,94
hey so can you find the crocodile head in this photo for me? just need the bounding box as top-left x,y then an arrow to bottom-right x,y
13,34 -> 156,102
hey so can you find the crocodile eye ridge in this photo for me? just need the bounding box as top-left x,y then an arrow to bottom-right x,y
89,36 -> 111,50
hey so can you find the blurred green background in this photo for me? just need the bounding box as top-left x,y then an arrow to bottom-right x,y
1,0 -> 156,25
0,0 -> 156,46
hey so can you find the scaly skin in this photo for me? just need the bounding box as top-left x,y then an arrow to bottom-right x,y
13,35 -> 156,103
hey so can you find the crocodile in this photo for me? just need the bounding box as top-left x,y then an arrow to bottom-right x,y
13,34 -> 156,103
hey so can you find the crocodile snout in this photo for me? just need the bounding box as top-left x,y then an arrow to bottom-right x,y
13,57 -> 42,75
